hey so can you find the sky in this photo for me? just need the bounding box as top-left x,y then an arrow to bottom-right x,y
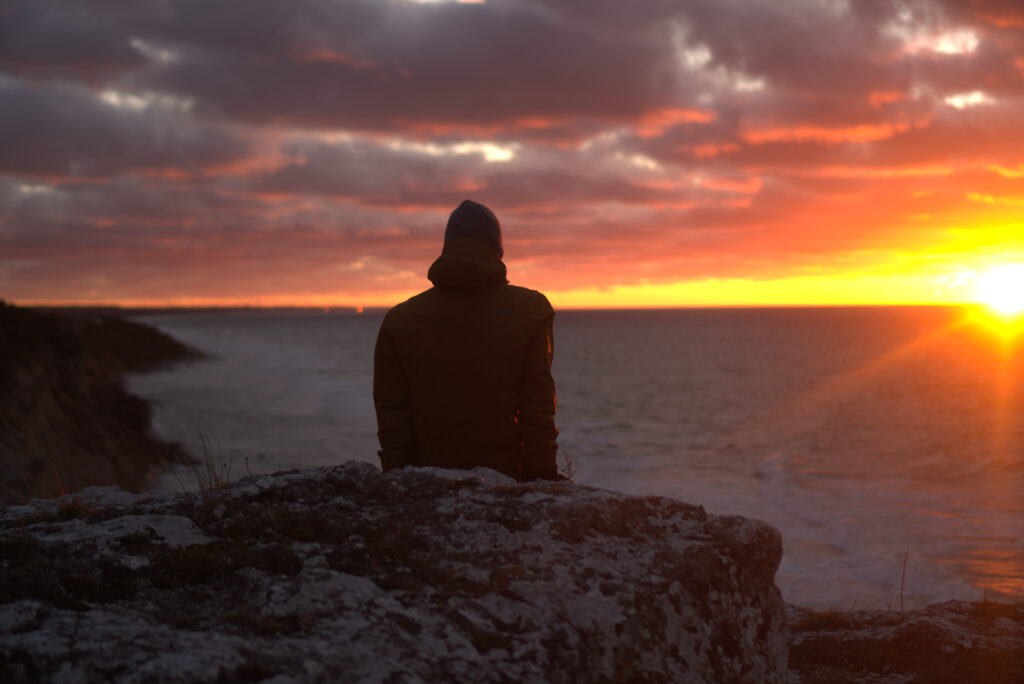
2,0 -> 1024,308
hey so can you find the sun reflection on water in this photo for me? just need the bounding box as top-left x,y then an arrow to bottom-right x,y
946,549 -> 1024,599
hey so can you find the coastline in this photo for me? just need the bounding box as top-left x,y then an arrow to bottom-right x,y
0,301 -> 204,508
4,304 -> 1024,680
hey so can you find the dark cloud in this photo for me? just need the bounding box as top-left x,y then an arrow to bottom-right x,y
129,0 -> 684,131
0,77 -> 249,177
0,0 -> 146,83
254,136 -> 763,216
1,0 -> 1023,304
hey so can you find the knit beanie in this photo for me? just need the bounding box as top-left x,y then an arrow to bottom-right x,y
444,200 -> 503,258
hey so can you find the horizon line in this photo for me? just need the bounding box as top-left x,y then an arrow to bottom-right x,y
11,300 -> 981,313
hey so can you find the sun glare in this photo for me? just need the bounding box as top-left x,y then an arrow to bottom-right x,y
977,265 -> 1024,317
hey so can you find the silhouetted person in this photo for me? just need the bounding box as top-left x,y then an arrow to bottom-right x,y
373,200 -> 559,481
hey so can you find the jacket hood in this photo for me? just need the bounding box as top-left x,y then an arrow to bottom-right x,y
444,200 -> 503,258
427,235 -> 508,289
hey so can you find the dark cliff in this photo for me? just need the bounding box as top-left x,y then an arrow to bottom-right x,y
0,301 -> 202,507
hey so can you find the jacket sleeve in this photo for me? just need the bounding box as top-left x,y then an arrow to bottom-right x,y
373,323 -> 415,472
519,312 -> 559,480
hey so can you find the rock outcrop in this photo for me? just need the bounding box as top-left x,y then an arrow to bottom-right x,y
0,462 -> 788,683
0,302 -> 202,507
787,602 -> 1024,683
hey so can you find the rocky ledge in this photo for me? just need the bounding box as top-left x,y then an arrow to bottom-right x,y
787,601 -> 1024,683
0,462 -> 787,683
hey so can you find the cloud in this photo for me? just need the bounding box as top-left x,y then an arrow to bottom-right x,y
0,77 -> 249,177
1,0 -> 1023,304
0,0 -> 147,83
133,0 -> 688,133
253,134 -> 760,214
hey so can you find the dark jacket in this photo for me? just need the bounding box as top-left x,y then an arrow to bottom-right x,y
373,237 -> 558,480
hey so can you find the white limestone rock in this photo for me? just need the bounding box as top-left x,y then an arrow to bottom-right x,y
1,461 -> 788,683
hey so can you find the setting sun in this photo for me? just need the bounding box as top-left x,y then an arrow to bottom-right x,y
977,265 -> 1024,316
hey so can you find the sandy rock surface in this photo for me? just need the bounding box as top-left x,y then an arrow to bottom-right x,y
1,462 -> 787,683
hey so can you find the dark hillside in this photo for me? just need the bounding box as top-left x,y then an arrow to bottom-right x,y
0,301 -> 203,507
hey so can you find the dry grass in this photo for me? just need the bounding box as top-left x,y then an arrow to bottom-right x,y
899,549 -> 909,614
55,494 -> 99,521
183,430 -> 249,508
558,450 -> 576,481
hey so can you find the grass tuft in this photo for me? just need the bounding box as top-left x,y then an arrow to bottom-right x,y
558,450 -> 576,482
185,429 -> 239,509
55,494 -> 99,521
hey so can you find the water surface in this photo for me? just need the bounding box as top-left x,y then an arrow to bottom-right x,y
131,306 -> 1024,608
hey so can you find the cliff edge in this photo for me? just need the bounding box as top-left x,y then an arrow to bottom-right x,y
0,462 -> 788,683
0,302 -> 202,507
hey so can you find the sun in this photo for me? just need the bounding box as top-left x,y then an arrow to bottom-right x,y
976,264 -> 1024,317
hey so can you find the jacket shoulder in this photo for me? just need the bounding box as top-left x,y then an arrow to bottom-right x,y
505,285 -> 554,315
380,289 -> 433,327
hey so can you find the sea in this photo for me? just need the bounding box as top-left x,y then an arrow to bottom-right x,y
129,306 -> 1024,610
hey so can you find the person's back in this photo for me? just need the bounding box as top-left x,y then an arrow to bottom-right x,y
374,200 -> 559,481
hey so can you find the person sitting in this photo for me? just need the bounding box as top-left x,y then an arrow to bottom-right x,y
373,199 -> 559,481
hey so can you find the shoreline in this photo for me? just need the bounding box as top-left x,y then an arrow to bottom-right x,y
71,306 -> 1018,610
4,305 -> 1019,655
0,301 -> 204,508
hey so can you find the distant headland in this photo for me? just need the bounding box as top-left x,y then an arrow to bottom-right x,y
0,301 -> 204,508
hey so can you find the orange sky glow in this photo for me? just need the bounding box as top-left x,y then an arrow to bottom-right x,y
2,0 -> 1024,310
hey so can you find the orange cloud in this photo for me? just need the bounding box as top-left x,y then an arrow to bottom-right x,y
741,122 -> 913,144
801,165 -> 954,179
683,143 -> 741,158
982,13 -> 1024,29
868,90 -> 908,108
967,193 -> 1024,206
633,108 -> 716,139
698,176 -> 763,194
988,165 -> 1024,178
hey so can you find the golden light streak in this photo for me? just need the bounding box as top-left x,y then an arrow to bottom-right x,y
988,165 -> 1024,179
711,309 -> 974,468
544,273 -> 973,309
